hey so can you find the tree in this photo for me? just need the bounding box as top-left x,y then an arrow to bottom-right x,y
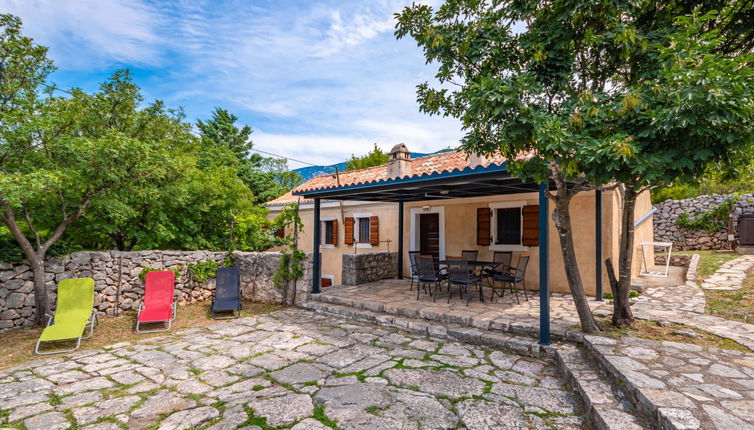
196,108 -> 301,204
578,10 -> 754,326
0,66 -> 174,324
396,1 -> 754,330
344,144 -> 389,171
197,108 -> 253,160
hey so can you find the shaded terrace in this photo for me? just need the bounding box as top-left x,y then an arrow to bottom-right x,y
293,155 -> 607,345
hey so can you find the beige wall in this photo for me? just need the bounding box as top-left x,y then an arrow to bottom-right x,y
268,201 -> 399,285
268,188 -> 655,296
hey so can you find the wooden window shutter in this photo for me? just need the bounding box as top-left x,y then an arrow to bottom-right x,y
477,208 -> 491,246
344,217 -> 355,245
369,216 -> 379,245
274,227 -> 285,238
522,205 -> 540,246
332,219 -> 338,246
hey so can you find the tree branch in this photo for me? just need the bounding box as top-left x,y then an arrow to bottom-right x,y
21,200 -> 42,250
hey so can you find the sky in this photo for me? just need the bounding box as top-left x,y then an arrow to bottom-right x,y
2,0 -> 464,167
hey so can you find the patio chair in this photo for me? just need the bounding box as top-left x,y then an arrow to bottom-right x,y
136,270 -> 176,333
415,255 -> 445,301
483,251 -> 513,280
447,256 -> 483,306
211,267 -> 241,319
408,251 -> 421,291
491,255 -> 530,304
35,277 -> 97,355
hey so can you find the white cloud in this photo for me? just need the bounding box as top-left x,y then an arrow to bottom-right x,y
1,0 -> 161,68
4,0 -> 466,165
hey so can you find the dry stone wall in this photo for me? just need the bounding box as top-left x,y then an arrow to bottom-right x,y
653,193 -> 754,250
341,251 -> 397,285
0,250 -> 312,330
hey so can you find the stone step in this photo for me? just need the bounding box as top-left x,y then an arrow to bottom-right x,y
308,292 -> 585,344
302,299 -> 649,429
300,300 -> 552,359
555,345 -> 648,430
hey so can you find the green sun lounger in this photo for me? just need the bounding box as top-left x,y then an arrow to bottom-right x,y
35,277 -> 97,355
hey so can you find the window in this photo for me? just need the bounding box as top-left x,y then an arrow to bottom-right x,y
274,227 -> 285,239
320,218 -> 337,247
323,220 -> 335,245
496,207 -> 521,245
358,218 -> 370,244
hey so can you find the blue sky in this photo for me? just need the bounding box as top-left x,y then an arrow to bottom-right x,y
2,0 -> 463,167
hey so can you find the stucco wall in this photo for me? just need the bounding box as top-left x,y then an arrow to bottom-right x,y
270,201 -> 399,285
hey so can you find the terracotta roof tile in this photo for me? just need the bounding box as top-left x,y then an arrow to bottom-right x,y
265,150 -> 507,206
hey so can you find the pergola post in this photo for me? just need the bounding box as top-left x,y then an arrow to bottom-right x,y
397,201 -> 404,279
595,189 -> 603,301
538,184 -> 550,345
312,198 -> 321,294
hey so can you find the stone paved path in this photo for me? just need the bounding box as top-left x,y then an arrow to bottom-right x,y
0,308 -> 585,430
584,334 -> 754,430
701,255 -> 754,290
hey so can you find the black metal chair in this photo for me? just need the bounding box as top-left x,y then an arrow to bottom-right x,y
483,251 -> 512,281
447,257 -> 483,306
415,255 -> 445,301
408,251 -> 421,291
492,255 -> 530,304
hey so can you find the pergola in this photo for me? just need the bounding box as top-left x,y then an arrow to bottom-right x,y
293,163 -> 604,345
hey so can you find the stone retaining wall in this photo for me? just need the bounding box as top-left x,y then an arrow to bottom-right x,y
341,251 -> 397,285
653,193 -> 754,250
0,250 -> 312,329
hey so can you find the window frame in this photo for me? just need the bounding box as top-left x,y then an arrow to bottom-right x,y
320,217 -> 337,249
353,213 -> 373,248
488,201 -> 529,252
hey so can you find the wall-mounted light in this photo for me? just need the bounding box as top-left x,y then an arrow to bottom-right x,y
422,205 -> 431,211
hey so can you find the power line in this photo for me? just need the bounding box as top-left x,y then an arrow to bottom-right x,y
40,80 -> 332,170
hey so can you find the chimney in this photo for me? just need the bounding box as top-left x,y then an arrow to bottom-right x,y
387,143 -> 412,179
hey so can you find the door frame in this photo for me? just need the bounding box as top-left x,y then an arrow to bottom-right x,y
409,206 -> 445,260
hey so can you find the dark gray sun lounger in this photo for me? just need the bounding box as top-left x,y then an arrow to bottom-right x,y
211,267 -> 241,319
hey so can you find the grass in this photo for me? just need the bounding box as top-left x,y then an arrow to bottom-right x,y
676,250 -> 739,278
596,318 -> 749,352
676,250 -> 753,321
0,300 -> 284,371
705,268 -> 754,323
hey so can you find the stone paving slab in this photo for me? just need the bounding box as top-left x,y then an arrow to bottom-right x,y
584,334 -> 754,429
0,308 -> 586,429
701,255 -> 754,290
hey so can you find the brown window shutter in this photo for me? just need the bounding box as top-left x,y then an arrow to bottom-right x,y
369,216 -> 379,246
522,205 -> 539,246
321,277 -> 332,288
332,219 -> 338,246
344,217 -> 354,245
274,227 -> 285,238
477,208 -> 491,246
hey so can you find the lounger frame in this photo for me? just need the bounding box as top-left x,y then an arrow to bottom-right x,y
135,302 -> 177,333
35,311 -> 98,355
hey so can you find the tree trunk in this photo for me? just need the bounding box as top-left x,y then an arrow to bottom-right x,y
550,178 -> 600,333
612,185 -> 637,328
30,256 -> 50,326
